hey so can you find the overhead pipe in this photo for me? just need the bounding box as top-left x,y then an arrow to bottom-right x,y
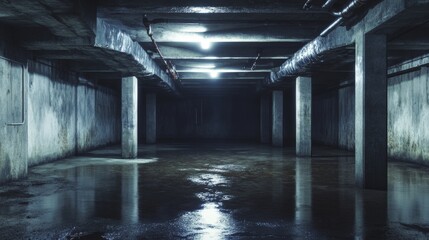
270,0 -> 369,82
320,17 -> 344,37
143,16 -> 179,81
250,53 -> 261,71
320,0 -> 369,36
332,0 -> 368,18
303,0 -> 315,10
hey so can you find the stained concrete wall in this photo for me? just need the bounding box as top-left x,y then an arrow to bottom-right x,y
28,61 -> 120,165
313,90 -> 339,147
313,85 -> 355,151
0,40 -> 28,182
313,55 -> 429,165
388,66 -> 429,164
157,95 -> 259,140
27,61 -> 77,165
1,35 -> 120,182
283,88 -> 296,146
76,84 -> 120,153
338,86 -> 355,151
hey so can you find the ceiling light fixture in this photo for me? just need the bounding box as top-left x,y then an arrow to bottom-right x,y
209,70 -> 219,78
200,40 -> 212,50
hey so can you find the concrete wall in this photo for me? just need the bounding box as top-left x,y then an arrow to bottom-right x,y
313,55 -> 429,164
284,88 -> 296,146
312,85 -> 355,151
76,84 -> 120,153
157,95 -> 259,140
338,86 -> 355,151
1,36 -> 120,182
313,85 -> 355,151
388,66 -> 429,164
27,61 -> 77,165
28,61 -> 120,165
313,90 -> 339,147
0,39 -> 28,182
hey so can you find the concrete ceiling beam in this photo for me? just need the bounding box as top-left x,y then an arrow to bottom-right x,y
267,0 -> 429,85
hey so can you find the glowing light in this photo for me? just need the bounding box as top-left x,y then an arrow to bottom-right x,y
209,71 -> 219,78
180,25 -> 207,33
194,64 -> 216,69
200,40 -> 212,50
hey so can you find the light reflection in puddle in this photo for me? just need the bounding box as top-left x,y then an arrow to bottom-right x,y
188,174 -> 228,187
196,192 -> 233,202
212,164 -> 246,172
178,202 -> 234,240
185,172 -> 233,239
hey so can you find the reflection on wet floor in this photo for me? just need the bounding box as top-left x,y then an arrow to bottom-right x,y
0,143 -> 429,239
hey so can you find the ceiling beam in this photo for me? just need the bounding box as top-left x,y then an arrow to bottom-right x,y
129,26 -> 320,43
176,69 -> 270,73
267,0 -> 429,85
158,56 -> 289,60
94,18 -> 180,95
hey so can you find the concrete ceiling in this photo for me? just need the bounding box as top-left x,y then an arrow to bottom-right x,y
0,0 -> 428,96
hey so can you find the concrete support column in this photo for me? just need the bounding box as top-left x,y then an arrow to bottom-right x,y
122,76 -> 138,159
146,93 -> 156,144
296,76 -> 312,156
355,31 -> 387,190
260,94 -> 271,144
272,90 -> 283,147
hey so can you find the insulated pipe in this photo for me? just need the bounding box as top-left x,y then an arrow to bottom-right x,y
303,0 -> 315,10
270,0 -> 369,82
251,53 -> 261,71
143,16 -> 179,81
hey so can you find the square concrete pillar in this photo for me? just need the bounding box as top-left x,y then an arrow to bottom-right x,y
355,32 -> 387,190
272,90 -> 283,147
260,94 -> 271,144
122,76 -> 138,158
146,93 -> 156,144
296,76 -> 312,156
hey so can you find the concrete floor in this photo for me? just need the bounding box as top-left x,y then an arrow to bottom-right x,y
0,143 -> 428,239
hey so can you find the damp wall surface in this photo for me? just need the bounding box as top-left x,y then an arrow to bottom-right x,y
0,37 -> 28,182
157,95 -> 260,141
313,85 -> 355,151
313,55 -> 429,164
0,37 -> 120,182
27,62 -> 121,166
388,66 -> 429,164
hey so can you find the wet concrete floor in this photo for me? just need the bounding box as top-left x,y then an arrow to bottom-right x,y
0,143 -> 429,239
